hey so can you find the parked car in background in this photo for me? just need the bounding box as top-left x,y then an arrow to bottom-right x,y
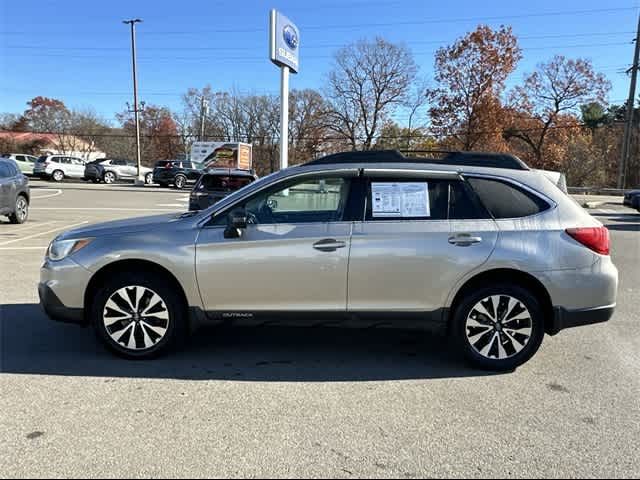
189,169 -> 258,211
39,150 -> 618,371
1,153 -> 39,176
623,190 -> 640,207
0,158 -> 30,224
632,195 -> 640,213
84,159 -> 154,185
152,160 -> 203,189
34,155 -> 87,182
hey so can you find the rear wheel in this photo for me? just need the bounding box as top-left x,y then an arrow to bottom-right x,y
91,273 -> 186,359
174,175 -> 187,190
103,171 -> 116,184
9,195 -> 29,224
52,170 -> 64,182
145,173 -> 153,185
452,284 -> 545,371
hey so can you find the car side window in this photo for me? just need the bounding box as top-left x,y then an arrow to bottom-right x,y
365,177 -> 450,221
214,175 -> 353,226
0,162 -> 11,178
15,155 -> 25,162
466,177 -> 551,219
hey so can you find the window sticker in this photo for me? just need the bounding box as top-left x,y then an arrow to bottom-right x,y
371,182 -> 430,218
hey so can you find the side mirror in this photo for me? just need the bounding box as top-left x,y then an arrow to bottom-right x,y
224,208 -> 248,239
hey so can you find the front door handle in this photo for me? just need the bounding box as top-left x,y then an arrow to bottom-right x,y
449,234 -> 483,247
313,238 -> 347,252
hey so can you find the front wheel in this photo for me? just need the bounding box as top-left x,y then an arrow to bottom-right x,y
91,273 -> 186,359
103,171 -> 116,184
145,173 -> 153,185
451,284 -> 545,371
51,170 -> 64,182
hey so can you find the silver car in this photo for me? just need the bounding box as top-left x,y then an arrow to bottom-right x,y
38,151 -> 618,370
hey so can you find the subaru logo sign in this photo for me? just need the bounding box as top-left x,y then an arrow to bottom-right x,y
270,10 -> 300,73
283,25 -> 298,50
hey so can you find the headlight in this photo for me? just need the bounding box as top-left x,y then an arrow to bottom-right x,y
47,238 -> 93,261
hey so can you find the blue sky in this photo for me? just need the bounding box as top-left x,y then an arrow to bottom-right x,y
1,0 -> 639,126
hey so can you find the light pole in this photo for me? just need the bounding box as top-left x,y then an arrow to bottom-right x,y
123,19 -> 144,185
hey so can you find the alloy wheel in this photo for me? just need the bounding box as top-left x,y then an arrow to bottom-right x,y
175,176 -> 186,189
53,171 -> 64,182
103,286 -> 170,351
15,197 -> 28,222
465,295 -> 533,360
104,172 -> 115,184
145,173 -> 153,184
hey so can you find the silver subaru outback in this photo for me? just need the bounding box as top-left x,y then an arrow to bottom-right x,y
39,151 -> 618,370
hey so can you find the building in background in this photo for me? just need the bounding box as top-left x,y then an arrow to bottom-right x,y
0,131 -> 105,162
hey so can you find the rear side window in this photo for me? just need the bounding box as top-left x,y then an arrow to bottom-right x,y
0,162 -> 11,178
466,177 -> 551,219
365,178 -> 487,221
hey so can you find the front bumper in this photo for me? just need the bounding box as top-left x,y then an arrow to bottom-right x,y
38,283 -> 85,324
548,304 -> 615,336
39,257 -> 92,325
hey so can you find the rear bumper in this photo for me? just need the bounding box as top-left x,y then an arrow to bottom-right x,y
548,304 -> 615,336
38,283 -> 85,325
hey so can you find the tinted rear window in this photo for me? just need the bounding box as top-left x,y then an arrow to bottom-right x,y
155,161 -> 174,168
466,177 -> 551,219
199,175 -> 254,191
37,156 -> 48,163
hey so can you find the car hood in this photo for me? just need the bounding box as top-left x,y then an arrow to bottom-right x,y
58,213 -> 191,240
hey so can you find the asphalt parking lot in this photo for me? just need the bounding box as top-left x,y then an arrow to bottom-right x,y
1,181 -> 639,478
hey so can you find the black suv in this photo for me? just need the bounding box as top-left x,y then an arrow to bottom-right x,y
189,169 -> 258,211
0,158 -> 30,224
152,160 -> 202,189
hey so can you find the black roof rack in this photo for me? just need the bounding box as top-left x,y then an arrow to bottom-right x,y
305,149 -> 529,171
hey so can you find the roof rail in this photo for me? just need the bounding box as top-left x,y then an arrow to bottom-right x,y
305,149 -> 529,171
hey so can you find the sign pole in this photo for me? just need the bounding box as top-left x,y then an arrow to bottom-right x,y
280,65 -> 290,170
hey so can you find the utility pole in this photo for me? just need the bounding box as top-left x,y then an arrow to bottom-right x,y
199,96 -> 209,142
618,12 -> 640,189
123,19 -> 144,185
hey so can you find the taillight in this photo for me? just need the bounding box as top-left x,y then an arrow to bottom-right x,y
566,227 -> 610,255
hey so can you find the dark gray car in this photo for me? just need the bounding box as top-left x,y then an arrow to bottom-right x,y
0,158 -> 30,224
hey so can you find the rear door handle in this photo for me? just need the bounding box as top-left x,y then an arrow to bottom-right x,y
448,234 -> 483,246
313,238 -> 347,252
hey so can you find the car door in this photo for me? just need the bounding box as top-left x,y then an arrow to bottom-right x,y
0,162 -> 12,214
69,157 -> 86,178
347,170 -> 499,316
195,170 -> 359,317
13,155 -> 28,174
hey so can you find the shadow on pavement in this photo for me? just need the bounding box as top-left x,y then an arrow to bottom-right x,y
0,303 -> 498,382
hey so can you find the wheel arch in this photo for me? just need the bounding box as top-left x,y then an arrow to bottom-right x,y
84,259 -> 190,325
447,268 -> 554,334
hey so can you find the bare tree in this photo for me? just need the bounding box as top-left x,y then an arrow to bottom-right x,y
288,89 -> 330,163
505,55 -> 611,168
326,38 -> 417,150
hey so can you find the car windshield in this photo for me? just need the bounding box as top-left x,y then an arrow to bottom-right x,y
36,156 -> 48,163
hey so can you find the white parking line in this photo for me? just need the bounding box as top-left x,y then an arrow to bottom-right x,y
30,189 -> 63,200
0,246 -> 48,251
1,220 -> 57,233
156,204 -> 185,208
0,220 -> 89,246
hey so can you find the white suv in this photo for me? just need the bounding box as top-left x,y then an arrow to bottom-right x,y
34,155 -> 87,182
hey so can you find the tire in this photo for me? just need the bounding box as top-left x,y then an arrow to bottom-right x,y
174,175 -> 187,190
145,173 -> 153,185
9,195 -> 29,224
52,170 -> 64,182
91,272 -> 187,359
451,284 -> 545,371
103,171 -> 116,184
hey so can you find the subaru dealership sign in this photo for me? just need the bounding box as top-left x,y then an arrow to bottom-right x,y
270,10 -> 299,73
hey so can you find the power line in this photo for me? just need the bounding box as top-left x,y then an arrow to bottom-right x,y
0,6 -> 636,36
2,42 -> 632,62
5,31 -> 636,52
